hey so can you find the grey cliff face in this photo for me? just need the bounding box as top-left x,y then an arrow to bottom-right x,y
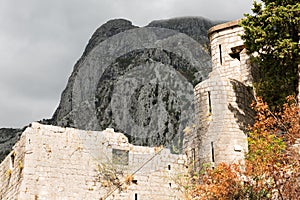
49,19 -> 138,126
147,17 -> 216,46
47,17 -> 214,152
82,19 -> 138,57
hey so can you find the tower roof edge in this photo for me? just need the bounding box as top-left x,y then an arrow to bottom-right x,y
208,19 -> 241,39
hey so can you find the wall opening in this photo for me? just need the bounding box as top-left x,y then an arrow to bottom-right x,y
10,153 -> 15,168
219,44 -> 223,65
229,52 -> 240,61
229,45 -> 245,61
168,164 -> 171,170
191,148 -> 196,170
211,142 -> 215,169
208,91 -> 212,114
112,149 -> 129,165
135,193 -> 138,200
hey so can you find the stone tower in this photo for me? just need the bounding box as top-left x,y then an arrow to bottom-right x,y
185,20 -> 257,170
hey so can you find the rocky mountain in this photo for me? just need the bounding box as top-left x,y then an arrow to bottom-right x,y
48,17 -> 215,152
1,17 -> 217,161
147,17 -> 216,46
82,19 -> 139,57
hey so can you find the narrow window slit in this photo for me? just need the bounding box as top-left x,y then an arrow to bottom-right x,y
211,142 -> 215,169
10,153 -> 15,168
208,91 -> 212,114
219,44 -> 222,65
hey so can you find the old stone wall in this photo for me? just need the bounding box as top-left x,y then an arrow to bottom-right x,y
0,123 -> 186,200
0,132 -> 25,199
185,20 -> 256,169
192,77 -> 255,167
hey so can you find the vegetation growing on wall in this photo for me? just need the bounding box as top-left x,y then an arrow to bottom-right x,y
187,96 -> 300,199
240,0 -> 300,108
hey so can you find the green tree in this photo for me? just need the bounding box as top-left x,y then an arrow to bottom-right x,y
240,0 -> 300,108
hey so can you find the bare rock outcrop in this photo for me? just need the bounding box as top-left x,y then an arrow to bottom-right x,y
48,17 -> 215,152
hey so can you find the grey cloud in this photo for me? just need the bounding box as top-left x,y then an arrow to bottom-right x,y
168,0 -> 253,20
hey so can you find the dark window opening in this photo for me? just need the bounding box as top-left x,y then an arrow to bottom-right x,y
219,44 -> 222,65
229,45 -> 245,61
10,153 -> 15,168
168,164 -> 171,170
208,91 -> 212,114
132,179 -> 138,184
169,183 -> 172,188
211,142 -> 215,169
135,193 -> 138,200
229,52 -> 240,60
112,149 -> 129,165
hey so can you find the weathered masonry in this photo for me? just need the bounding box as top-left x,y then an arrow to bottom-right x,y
0,123 -> 186,199
184,20 -> 256,169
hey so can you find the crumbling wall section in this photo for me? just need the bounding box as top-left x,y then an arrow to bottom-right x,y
0,132 -> 25,199
0,123 -> 186,200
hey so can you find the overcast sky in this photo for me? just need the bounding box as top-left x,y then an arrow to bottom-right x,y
0,0 -> 254,128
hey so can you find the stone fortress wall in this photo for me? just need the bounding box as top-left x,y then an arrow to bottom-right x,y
1,20 -> 258,199
0,123 -> 186,200
184,20 -> 256,169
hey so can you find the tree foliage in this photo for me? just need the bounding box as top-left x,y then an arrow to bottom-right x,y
240,0 -> 300,108
189,96 -> 300,199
